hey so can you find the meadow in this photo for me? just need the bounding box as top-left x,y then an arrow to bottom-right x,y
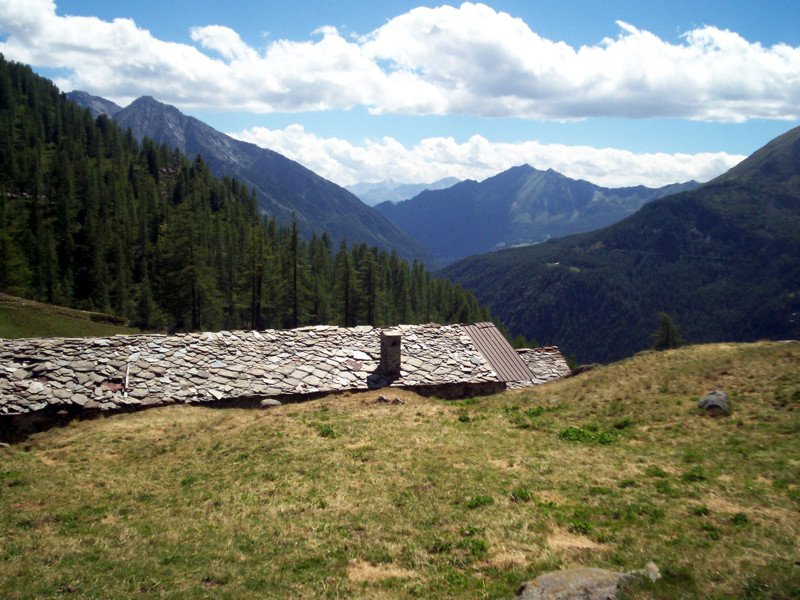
1,341 -> 798,599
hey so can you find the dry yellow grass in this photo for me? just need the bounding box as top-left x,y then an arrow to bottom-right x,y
0,341 -> 798,599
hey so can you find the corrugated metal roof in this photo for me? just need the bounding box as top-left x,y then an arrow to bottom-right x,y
463,322 -> 533,382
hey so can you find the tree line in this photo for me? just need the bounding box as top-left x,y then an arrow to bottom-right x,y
0,56 -> 491,332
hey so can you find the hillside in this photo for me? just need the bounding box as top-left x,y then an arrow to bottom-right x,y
1,341 -> 798,599
0,294 -> 142,339
441,126 -> 800,363
0,57 -> 489,333
376,164 -> 697,265
68,92 -> 434,266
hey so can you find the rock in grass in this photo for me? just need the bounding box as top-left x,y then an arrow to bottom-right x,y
260,399 -> 282,408
515,563 -> 660,600
699,390 -> 730,415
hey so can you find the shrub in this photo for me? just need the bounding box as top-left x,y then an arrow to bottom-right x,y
313,423 -> 337,438
569,521 -> 593,535
682,467 -> 707,482
702,523 -> 722,540
466,494 -> 494,509
654,480 -> 676,495
510,487 -> 534,502
458,538 -> 489,557
730,512 -> 750,526
644,465 -> 668,478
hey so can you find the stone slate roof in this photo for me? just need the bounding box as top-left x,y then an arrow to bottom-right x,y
515,347 -> 573,387
0,323 -> 570,418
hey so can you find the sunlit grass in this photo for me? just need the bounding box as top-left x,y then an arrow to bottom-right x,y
0,294 -> 142,339
1,341 -> 798,598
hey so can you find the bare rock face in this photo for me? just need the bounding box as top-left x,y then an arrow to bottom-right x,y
515,563 -> 660,600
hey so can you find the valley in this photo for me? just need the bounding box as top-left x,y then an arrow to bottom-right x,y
2,3 -> 800,599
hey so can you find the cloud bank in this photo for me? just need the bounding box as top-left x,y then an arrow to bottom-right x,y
231,126 -> 745,188
2,0 -> 799,121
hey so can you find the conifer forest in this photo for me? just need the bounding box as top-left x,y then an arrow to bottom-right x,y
0,57 -> 491,333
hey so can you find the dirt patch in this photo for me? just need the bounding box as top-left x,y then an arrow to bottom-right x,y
547,529 -> 607,553
536,490 -> 567,505
11,501 -> 47,511
38,453 -> 60,466
489,458 -> 521,470
346,560 -> 415,582
704,495 -> 797,526
474,550 -> 529,570
705,496 -> 747,514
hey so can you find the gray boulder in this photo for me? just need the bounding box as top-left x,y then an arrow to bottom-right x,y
516,563 -> 660,600
260,399 -> 282,408
699,390 -> 730,415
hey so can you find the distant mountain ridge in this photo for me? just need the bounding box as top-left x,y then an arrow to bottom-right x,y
67,92 -> 434,266
441,126 -> 800,363
346,177 -> 461,206
67,90 -> 123,118
375,164 -> 698,265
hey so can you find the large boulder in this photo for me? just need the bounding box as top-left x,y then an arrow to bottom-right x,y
699,390 -> 730,415
515,563 -> 660,600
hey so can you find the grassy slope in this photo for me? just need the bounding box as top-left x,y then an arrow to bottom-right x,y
1,342 -> 798,599
0,294 -> 143,339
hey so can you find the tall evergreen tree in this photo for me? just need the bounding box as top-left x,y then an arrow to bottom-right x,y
651,312 -> 685,351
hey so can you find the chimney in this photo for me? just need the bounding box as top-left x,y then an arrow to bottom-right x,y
380,329 -> 401,377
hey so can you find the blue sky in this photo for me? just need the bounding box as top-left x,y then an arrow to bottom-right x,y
2,0 -> 799,188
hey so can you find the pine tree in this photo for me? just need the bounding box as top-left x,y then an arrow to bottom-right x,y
334,239 -> 357,327
651,312 -> 685,350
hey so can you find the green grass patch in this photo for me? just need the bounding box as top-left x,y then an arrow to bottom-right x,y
557,425 -> 616,444
0,293 -> 143,339
465,494 -> 494,509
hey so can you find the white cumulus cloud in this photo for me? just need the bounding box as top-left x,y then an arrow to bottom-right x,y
1,0 -> 799,121
230,125 -> 745,188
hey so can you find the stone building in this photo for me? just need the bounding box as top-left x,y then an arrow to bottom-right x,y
0,322 -> 570,439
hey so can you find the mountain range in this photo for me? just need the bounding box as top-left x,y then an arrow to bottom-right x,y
346,177 -> 461,206
63,87 -> 800,365
67,92 -> 434,266
375,165 -> 698,265
441,126 -> 800,362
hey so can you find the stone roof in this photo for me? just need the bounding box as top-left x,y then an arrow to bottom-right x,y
0,323 -> 570,419
514,347 -> 573,387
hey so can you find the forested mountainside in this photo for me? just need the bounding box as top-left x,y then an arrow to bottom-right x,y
68,91 -> 434,266
0,57 -> 490,333
376,164 -> 698,265
441,127 -> 800,363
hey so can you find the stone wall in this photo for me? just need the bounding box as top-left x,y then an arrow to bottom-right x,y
0,324 -> 570,440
